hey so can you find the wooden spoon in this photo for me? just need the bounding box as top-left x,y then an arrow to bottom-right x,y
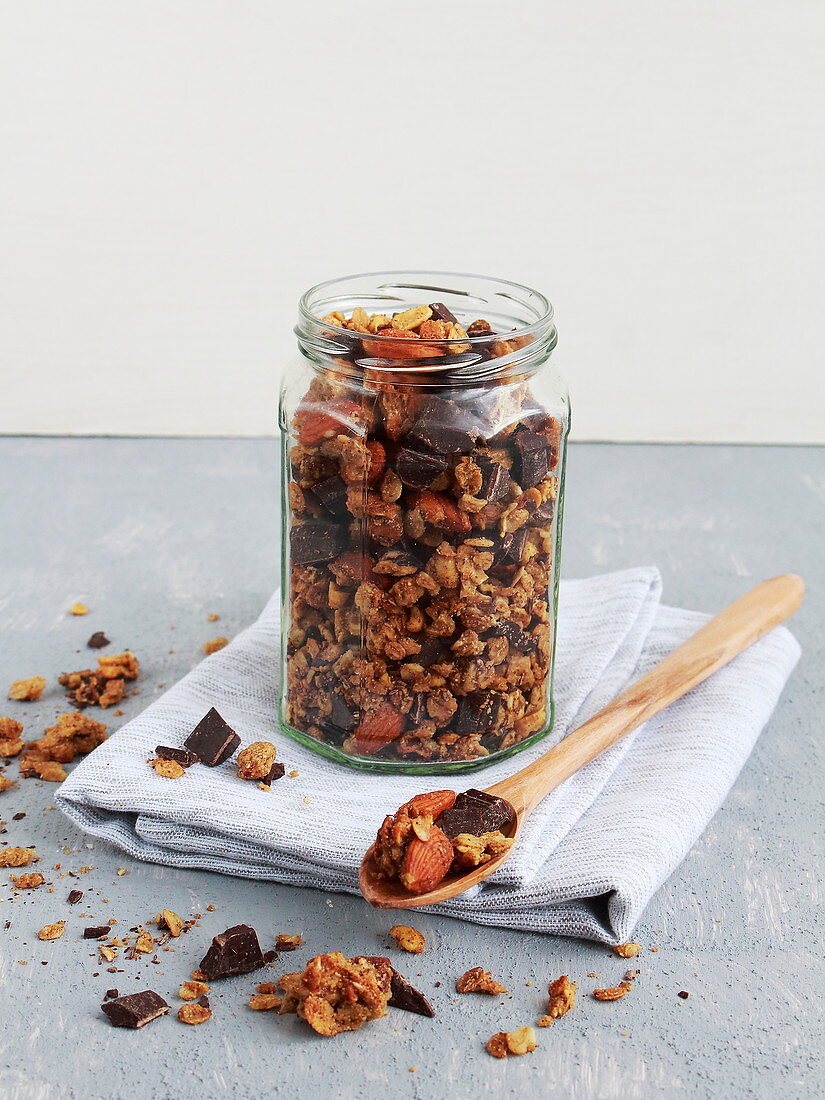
360,573 -> 804,909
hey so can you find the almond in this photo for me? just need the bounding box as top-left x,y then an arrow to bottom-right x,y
408,491 -> 472,535
399,825 -> 454,894
366,440 -> 386,486
405,789 -> 456,820
354,703 -> 405,755
297,400 -> 363,446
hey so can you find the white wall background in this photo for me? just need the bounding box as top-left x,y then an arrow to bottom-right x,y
0,1 -> 823,442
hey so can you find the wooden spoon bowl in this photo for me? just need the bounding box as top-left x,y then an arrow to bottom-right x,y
359,574 -> 804,910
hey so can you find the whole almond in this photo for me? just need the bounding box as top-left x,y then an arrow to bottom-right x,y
399,825 -> 454,894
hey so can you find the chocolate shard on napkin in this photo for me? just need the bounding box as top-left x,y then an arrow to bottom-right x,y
155,745 -> 200,768
184,708 -> 240,767
199,924 -> 265,980
264,761 -> 286,783
438,789 -> 515,840
101,990 -> 169,1029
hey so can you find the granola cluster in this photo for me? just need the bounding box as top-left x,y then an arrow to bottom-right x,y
18,713 -> 108,782
58,651 -> 139,709
284,302 -> 562,763
278,952 -> 392,1036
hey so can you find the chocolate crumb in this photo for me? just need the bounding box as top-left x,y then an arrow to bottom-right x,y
67,889 -> 83,904
678,990 -> 689,999
87,632 -> 110,649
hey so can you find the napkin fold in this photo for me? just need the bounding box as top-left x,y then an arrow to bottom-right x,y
56,567 -> 800,943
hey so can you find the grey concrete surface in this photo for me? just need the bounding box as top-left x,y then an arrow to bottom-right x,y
0,438 -> 822,1100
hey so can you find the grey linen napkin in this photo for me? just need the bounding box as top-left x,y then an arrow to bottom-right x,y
56,567 -> 800,943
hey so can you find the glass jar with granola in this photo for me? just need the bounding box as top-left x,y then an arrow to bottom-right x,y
279,271 -> 569,773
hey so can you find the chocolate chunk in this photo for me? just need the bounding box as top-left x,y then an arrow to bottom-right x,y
413,636 -> 447,668
197,994 -> 211,1009
406,397 -> 479,455
329,694 -> 358,732
84,925 -> 111,939
455,693 -> 497,736
476,456 -> 510,502
183,707 -> 240,767
395,448 -> 449,489
439,788 -> 515,839
290,521 -> 346,565
678,990 -> 689,999
104,988 -> 118,1000
87,632 -> 110,649
512,428 -> 550,489
12,812 -> 25,820
101,990 -> 169,1029
199,924 -> 265,980
408,693 -> 428,726
155,745 -> 200,768
311,476 -> 348,515
67,889 -> 83,905
263,949 -> 279,964
388,969 -> 435,1017
428,301 -> 458,325
490,620 -> 537,654
467,319 -> 494,337
529,498 -> 555,526
263,761 -> 286,783
495,528 -> 529,567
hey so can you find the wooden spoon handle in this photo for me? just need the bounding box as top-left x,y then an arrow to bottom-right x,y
485,573 -> 804,815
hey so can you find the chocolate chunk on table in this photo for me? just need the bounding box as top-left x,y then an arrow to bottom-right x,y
311,476 -> 348,516
84,925 -> 111,939
290,521 -> 346,565
86,632 -> 110,649
476,456 -> 511,502
394,448 -> 450,489
101,990 -> 169,1029
438,788 -> 515,839
183,707 -> 240,766
406,397 -> 479,455
388,969 -> 435,1017
428,301 -> 458,325
155,745 -> 200,768
67,889 -> 83,905
512,428 -> 550,489
199,924 -> 265,980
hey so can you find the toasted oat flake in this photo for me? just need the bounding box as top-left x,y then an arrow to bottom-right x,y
70,603 -> 89,616
486,1026 -> 537,1058
179,980 -> 210,1002
37,922 -> 66,941
457,967 -> 507,995
249,993 -> 282,1011
9,676 -> 46,702
178,1003 -> 212,1025
593,981 -> 633,1001
614,942 -> 642,958
203,637 -> 229,656
275,933 -> 302,952
158,908 -> 184,937
151,758 -> 185,779
389,925 -> 425,954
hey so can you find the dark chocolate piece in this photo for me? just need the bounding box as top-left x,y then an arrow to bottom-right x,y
395,448 -> 449,489
155,745 -> 200,768
388,969 -> 435,1017
408,693 -> 428,726
329,694 -> 358,732
455,693 -> 497,736
438,788 -> 515,840
406,397 -> 478,455
512,428 -> 550,489
87,632 -> 110,649
290,521 -> 346,565
413,636 -> 447,668
67,889 -> 83,905
84,925 -> 111,939
466,319 -> 494,337
476,456 -> 510,502
428,301 -> 458,325
311,476 -> 348,515
263,761 -> 286,783
199,924 -> 265,980
183,707 -> 240,767
101,990 -> 169,1029
12,812 -> 25,820
495,528 -> 529,567
491,620 -> 537,654
529,498 -> 555,526
678,990 -> 689,999
263,949 -> 279,964
197,994 -> 211,1009
104,988 -> 118,999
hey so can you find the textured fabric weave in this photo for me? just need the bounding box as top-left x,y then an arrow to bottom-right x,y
56,567 -> 800,942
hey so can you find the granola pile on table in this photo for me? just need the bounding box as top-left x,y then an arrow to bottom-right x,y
284,301 -> 563,765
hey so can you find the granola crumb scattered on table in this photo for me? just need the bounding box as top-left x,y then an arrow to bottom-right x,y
456,967 -> 508,995
157,908 -> 184,937
275,933 -> 302,952
388,925 -> 426,954
278,952 -> 391,1036
58,653 -> 138,709
237,741 -> 277,781
70,603 -> 89,615
178,1002 -> 212,1025
37,922 -> 66,941
0,847 -> 35,868
539,974 -> 577,1024
485,1026 -> 537,1058
203,637 -> 229,655
9,676 -> 46,702
614,942 -> 642,958
178,980 -> 210,1001
593,981 -> 633,1001
249,993 -> 282,1011
0,774 -> 16,793
0,717 -> 25,756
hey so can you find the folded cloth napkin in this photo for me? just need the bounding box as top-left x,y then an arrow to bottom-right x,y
56,567 -> 800,943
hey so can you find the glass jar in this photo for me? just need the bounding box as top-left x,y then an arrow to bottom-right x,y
279,271 -> 569,773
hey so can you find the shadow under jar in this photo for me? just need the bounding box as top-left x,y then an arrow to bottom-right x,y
279,271 -> 570,773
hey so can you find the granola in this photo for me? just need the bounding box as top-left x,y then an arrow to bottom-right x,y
485,1026 -> 537,1058
0,717 -> 25,756
278,952 -> 391,1036
18,712 -> 107,782
0,847 -> 35,867
283,302 -> 562,763
58,652 -> 139,709
456,967 -> 508,995
538,974 -> 577,1025
388,925 -> 425,954
8,676 -> 46,702
593,981 -> 633,1001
